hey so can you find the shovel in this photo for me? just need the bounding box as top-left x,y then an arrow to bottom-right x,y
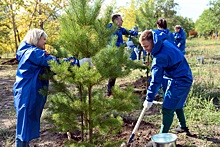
121,100 -> 162,147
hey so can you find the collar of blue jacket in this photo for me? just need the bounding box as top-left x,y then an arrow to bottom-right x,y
151,30 -> 168,56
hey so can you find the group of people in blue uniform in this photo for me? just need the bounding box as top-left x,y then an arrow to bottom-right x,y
126,21 -> 186,62
13,14 -> 191,147
109,16 -> 192,137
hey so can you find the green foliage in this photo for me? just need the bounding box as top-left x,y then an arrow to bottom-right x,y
209,0 -> 220,30
134,0 -> 195,35
195,9 -> 215,35
154,0 -> 178,19
57,0 -> 115,58
46,0 -> 143,145
93,40 -> 129,79
182,39 -> 220,127
185,97 -> 220,125
136,1 -> 157,30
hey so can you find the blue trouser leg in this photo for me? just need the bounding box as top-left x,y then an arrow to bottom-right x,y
159,108 -> 175,133
130,50 -> 137,60
107,78 -> 116,96
15,138 -> 30,147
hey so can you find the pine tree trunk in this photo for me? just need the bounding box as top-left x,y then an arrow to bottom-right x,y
79,85 -> 84,141
88,86 -> 93,143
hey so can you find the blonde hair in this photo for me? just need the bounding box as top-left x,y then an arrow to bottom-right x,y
23,28 -> 47,46
174,25 -> 181,29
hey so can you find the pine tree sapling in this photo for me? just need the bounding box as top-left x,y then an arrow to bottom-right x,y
46,0 -> 143,145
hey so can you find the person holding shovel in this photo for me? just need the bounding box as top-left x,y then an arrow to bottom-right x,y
13,28 -> 92,146
139,30 -> 193,136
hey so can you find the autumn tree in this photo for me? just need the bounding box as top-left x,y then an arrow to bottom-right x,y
0,0 -> 24,55
0,0 -> 66,56
118,0 -> 137,30
0,2 -> 11,56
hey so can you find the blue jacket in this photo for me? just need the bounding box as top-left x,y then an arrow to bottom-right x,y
13,42 -> 80,142
154,29 -> 175,44
13,42 -> 57,141
108,23 -> 138,47
146,31 -> 193,109
173,27 -> 186,54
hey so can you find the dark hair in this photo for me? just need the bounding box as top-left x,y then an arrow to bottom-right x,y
157,18 -> 167,29
112,14 -> 121,23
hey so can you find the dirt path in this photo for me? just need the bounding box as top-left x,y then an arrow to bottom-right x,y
0,65 -> 16,128
0,64 -> 66,146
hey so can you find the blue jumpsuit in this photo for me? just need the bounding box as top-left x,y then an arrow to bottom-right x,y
106,23 -> 138,96
154,29 -> 175,44
173,27 -> 186,54
13,42 -> 79,144
153,29 -> 175,93
146,31 -> 193,133
107,23 -> 138,47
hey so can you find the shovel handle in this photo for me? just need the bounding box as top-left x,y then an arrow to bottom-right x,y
127,100 -> 162,143
127,106 -> 148,143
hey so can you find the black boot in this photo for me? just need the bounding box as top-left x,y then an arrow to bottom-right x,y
172,126 -> 193,136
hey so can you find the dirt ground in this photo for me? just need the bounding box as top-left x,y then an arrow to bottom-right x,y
0,58 -> 220,147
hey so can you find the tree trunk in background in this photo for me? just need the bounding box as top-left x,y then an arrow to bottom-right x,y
38,0 -> 44,30
10,3 -> 18,53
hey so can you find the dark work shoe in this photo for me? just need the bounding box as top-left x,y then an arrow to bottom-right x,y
172,126 -> 193,136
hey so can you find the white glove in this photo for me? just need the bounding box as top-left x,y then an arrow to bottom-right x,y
79,58 -> 94,66
177,43 -> 181,48
143,100 -> 153,109
126,40 -> 134,46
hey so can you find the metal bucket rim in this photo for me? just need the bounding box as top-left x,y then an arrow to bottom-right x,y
151,133 -> 177,144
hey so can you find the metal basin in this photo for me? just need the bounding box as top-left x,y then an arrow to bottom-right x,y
151,133 -> 177,147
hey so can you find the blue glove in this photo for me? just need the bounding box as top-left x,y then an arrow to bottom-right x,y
63,57 -> 80,66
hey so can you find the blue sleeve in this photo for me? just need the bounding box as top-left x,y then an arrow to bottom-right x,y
63,56 -> 80,67
179,31 -> 186,44
146,57 -> 166,102
121,28 -> 138,36
121,28 -> 130,35
28,49 -> 58,67
129,30 -> 138,36
168,32 -> 175,43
